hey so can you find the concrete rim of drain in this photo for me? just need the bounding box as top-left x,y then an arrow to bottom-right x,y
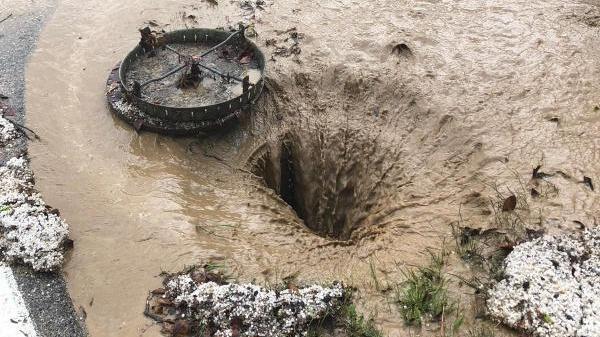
107,27 -> 266,136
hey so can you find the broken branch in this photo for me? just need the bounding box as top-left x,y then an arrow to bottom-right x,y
4,117 -> 41,140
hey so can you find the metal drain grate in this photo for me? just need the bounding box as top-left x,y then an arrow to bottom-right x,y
106,25 -> 265,135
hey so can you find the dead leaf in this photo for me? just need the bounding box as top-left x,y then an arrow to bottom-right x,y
161,322 -> 174,335
172,320 -> 190,336
157,298 -> 173,306
275,27 -> 297,35
289,44 -> 301,55
532,165 -> 542,179
151,304 -> 163,315
63,238 -> 74,249
497,242 -> 516,251
191,270 -> 208,283
502,195 -> 517,212
525,228 -> 545,240
584,176 -> 594,191
287,281 -> 299,294
391,43 -> 413,59
239,55 -> 252,64
530,188 -> 540,198
238,48 -> 254,64
230,317 -> 242,337
133,118 -> 144,131
573,220 -> 586,230
151,288 -> 166,295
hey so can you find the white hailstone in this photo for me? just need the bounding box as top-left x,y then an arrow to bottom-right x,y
113,99 -> 134,114
0,116 -> 17,145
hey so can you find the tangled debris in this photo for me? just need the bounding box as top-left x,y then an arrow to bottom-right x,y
1,102 -> 39,142
237,0 -> 272,36
239,0 -> 272,20
0,113 -> 71,271
265,27 -> 302,61
146,266 -> 346,337
487,227 -> 600,337
139,26 -> 165,52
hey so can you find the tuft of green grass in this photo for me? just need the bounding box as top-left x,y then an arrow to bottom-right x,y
466,325 -> 496,337
342,303 -> 384,337
204,262 -> 226,272
396,248 -> 455,326
542,313 -> 553,325
306,298 -> 385,337
369,258 -> 381,292
450,221 -> 486,267
449,313 -> 464,336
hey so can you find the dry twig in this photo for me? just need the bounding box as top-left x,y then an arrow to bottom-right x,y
0,13 -> 13,24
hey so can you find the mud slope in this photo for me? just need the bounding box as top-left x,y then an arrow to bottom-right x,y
24,0 -> 600,336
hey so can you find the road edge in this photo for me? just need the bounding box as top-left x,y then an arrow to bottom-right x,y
0,2 -> 87,337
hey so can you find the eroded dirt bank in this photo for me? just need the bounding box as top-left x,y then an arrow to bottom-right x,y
25,0 -> 600,336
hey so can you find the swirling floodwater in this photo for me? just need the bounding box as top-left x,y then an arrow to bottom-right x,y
26,0 -> 600,336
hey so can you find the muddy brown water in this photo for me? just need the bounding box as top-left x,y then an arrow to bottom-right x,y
24,0 -> 600,336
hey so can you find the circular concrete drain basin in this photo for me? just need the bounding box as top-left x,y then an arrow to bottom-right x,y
106,26 -> 265,135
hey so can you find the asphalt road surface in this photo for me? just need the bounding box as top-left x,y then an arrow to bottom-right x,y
0,1 -> 87,336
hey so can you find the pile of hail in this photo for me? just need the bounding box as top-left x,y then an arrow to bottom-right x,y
1,112 -> 70,271
146,266 -> 346,337
0,115 -> 18,147
0,156 -> 70,270
487,227 -> 600,337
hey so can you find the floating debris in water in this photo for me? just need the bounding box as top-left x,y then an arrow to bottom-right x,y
239,0 -> 272,16
391,43 -> 413,60
583,176 -> 594,191
267,27 -> 303,60
501,194 -> 517,212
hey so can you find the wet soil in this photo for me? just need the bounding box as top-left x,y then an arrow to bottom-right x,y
24,0 -> 600,336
